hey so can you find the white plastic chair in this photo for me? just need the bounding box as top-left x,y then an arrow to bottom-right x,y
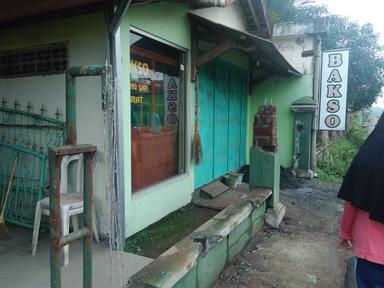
31,153 -> 99,266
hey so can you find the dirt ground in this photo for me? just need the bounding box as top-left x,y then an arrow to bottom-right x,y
213,177 -> 354,288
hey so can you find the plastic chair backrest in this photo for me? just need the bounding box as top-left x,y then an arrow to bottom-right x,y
59,153 -> 84,195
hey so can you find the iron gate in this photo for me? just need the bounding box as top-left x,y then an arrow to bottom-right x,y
0,105 -> 65,228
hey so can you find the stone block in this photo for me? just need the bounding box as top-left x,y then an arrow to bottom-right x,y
265,202 -> 286,228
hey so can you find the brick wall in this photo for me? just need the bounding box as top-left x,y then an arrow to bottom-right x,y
253,105 -> 277,153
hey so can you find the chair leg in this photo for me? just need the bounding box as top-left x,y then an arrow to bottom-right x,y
61,208 -> 70,266
31,202 -> 42,256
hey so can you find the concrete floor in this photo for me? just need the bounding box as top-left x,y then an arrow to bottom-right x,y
0,224 -> 152,288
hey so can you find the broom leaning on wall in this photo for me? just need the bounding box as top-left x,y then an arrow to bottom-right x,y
193,77 -> 202,165
0,154 -> 18,240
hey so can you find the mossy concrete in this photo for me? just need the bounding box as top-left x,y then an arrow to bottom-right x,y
228,217 -> 252,262
124,205 -> 217,258
132,191 -> 270,288
173,266 -> 197,288
250,201 -> 267,233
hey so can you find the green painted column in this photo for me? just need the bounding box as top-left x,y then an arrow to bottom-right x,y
249,105 -> 286,228
293,113 -> 312,170
291,97 -> 316,172
249,147 -> 280,208
248,105 -> 280,209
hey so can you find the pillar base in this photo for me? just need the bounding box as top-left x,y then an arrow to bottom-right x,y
265,202 -> 286,228
294,169 -> 314,179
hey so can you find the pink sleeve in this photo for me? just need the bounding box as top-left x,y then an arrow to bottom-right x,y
339,201 -> 358,240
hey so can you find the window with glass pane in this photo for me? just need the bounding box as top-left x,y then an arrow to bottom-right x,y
130,31 -> 185,192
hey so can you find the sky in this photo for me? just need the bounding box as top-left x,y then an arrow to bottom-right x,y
312,0 -> 384,107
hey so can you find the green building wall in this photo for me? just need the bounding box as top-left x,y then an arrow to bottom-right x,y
119,2 -> 193,237
0,2 -> 251,239
120,2 -> 250,237
248,75 -> 313,168
0,2 -> 312,239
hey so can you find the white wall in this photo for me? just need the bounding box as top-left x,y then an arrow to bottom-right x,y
191,2 -> 247,32
0,13 -> 111,237
272,22 -> 315,75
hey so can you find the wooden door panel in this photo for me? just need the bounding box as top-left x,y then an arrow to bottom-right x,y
195,61 -> 247,189
228,69 -> 242,171
194,63 -> 215,188
240,71 -> 248,166
213,63 -> 230,178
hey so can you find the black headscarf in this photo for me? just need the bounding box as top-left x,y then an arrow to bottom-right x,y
338,113 -> 384,224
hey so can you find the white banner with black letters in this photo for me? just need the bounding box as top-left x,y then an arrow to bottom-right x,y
319,49 -> 350,131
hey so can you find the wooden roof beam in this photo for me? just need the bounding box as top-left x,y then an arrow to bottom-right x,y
196,40 -> 235,68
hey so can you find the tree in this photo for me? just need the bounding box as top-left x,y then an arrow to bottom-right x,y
269,2 -> 384,111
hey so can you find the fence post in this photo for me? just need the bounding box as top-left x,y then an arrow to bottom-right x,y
49,148 -> 62,288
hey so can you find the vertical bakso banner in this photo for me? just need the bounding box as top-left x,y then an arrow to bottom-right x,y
319,49 -> 350,130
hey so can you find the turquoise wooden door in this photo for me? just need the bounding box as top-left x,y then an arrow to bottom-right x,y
194,61 -> 248,188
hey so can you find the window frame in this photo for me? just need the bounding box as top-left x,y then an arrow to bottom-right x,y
129,27 -> 188,193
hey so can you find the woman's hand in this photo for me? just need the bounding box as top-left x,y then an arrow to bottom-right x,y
339,239 -> 353,250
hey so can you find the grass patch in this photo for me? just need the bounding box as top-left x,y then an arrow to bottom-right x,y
124,204 -> 217,258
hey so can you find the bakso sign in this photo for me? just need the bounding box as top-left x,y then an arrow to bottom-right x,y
319,49 -> 350,131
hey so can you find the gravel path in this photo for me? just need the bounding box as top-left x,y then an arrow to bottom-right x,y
213,178 -> 355,288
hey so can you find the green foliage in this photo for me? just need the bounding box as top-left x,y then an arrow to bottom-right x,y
346,119 -> 369,146
317,118 -> 368,183
268,0 -> 294,23
317,138 -> 357,183
269,1 -> 384,112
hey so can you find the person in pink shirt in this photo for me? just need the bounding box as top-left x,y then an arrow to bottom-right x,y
338,115 -> 384,287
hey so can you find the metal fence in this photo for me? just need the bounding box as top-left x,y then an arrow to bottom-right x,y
0,106 -> 65,228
